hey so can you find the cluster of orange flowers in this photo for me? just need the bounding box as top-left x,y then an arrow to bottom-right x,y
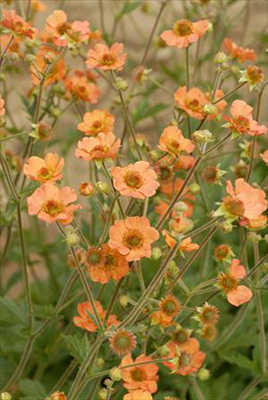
1,4 -> 267,400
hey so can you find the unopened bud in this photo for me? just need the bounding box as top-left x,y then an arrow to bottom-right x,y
95,181 -> 111,195
79,182 -> 94,197
35,121 -> 53,141
158,344 -> 170,357
214,51 -> 228,65
151,247 -> 162,260
203,103 -> 219,116
0,393 -> 12,400
44,54 -> 57,64
104,378 -> 112,388
98,388 -> 108,400
247,231 -> 262,243
65,226 -> 80,247
50,107 -> 61,118
198,368 -> 210,381
25,54 -> 36,64
174,201 -> 188,213
96,358 -> 105,368
188,182 -> 200,194
9,53 -> 19,62
219,220 -> 233,233
119,295 -> 130,308
192,129 -> 214,143
109,367 -> 122,382
115,77 -> 128,91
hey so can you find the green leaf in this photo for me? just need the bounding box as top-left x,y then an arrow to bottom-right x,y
19,379 -> 47,399
132,100 -> 168,123
218,350 -> 258,372
33,304 -> 57,319
61,333 -> 90,363
0,297 -> 27,326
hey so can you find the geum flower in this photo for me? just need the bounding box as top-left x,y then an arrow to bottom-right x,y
223,38 -> 256,63
44,10 -> 90,47
217,259 -> 253,306
108,216 -> 159,261
164,338 -> 206,375
31,48 -> 66,87
64,70 -> 100,103
223,100 -> 267,137
123,390 -> 153,400
75,132 -> 120,162
86,43 -> 127,71
120,353 -> 159,394
1,9 -> 36,38
85,244 -> 129,284
77,109 -> 115,136
158,126 -> 195,157
163,231 -> 199,256
73,301 -> 119,332
111,161 -> 159,199
215,178 -> 267,222
174,86 -> 227,120
161,19 -> 209,48
27,183 -> 81,224
23,153 -> 64,183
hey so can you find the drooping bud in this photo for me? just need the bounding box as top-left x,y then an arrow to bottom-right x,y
109,367 -> 122,382
151,247 -> 162,260
65,226 -> 80,247
79,182 -> 94,197
192,129 -> 214,143
198,368 -> 210,381
95,181 -> 111,195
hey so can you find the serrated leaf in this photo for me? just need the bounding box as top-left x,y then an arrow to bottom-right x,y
61,333 -> 90,363
0,297 -> 27,326
19,379 -> 47,399
218,350 -> 258,372
33,304 -> 56,319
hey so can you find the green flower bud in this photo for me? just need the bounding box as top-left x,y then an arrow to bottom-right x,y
0,393 -> 12,400
203,103 -> 219,115
109,367 -> 122,382
151,247 -> 162,260
198,368 -> 210,381
65,226 -> 80,247
115,77 -> 128,91
98,388 -> 108,400
192,129 -> 214,143
95,181 -> 111,195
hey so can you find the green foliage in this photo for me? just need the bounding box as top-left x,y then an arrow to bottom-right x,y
19,379 -> 47,400
61,333 -> 91,364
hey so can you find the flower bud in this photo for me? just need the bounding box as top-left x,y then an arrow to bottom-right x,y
247,231 -> 262,243
198,368 -> 210,381
188,182 -> 200,194
192,129 -> 214,143
115,77 -> 128,91
158,344 -> 170,357
214,51 -> 228,65
25,54 -> 36,64
96,357 -> 105,368
65,226 -> 80,247
203,103 -> 219,116
50,107 -> 61,119
95,181 -> 111,195
151,247 -> 162,260
0,393 -> 12,400
36,121 -> 53,141
219,220 -> 233,233
44,53 -> 57,64
98,388 -> 108,400
109,367 -> 122,382
150,149 -> 162,162
9,52 -> 19,62
79,182 -> 94,197
119,295 -> 130,308
104,378 -> 112,388
214,244 -> 234,263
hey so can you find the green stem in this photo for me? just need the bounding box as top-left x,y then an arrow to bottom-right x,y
256,290 -> 266,374
190,376 -> 205,400
238,376 -> 262,400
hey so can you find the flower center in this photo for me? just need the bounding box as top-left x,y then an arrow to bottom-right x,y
167,139 -> 181,154
224,197 -> 245,216
38,167 -> 52,181
86,248 -> 102,265
179,352 -> 192,368
233,115 -> 251,133
104,252 -> 116,270
102,53 -> 115,66
215,245 -> 229,259
130,367 -> 147,382
124,171 -> 144,189
203,166 -> 217,182
218,273 -> 238,293
42,200 -> 63,216
159,166 -> 171,181
172,329 -> 189,344
161,297 -> 179,317
123,229 -> 144,249
93,120 -> 102,130
58,22 -> 71,35
186,98 -> 202,112
174,19 -> 193,36
201,308 -> 216,323
246,66 -> 263,84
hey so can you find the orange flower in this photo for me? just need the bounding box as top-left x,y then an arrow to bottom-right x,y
27,183 -> 81,224
223,38 -> 256,63
75,132 -> 120,162
77,109 -> 115,136
223,178 -> 267,220
161,19 -> 209,48
49,392 -> 66,400
64,70 -> 100,103
158,126 -> 195,157
1,9 -> 36,38
174,86 -> 227,120
123,390 -> 153,400
174,155 -> 196,171
73,301 -> 119,332
163,232 -> 199,255
217,259 -> 253,307
260,150 -> 268,165
120,353 -> 159,393
23,153 -> 64,184
109,329 -> 137,357
86,244 -> 129,284
0,95 -> 5,117
111,161 -> 159,199
224,100 -> 267,136
31,0 -> 47,13
44,10 -> 70,46
31,48 -> 66,87
86,43 -> 127,71
0,34 -> 22,57
164,338 -> 206,375
108,217 -> 159,261
150,311 -> 174,328
79,182 -> 94,196
239,215 -> 267,230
